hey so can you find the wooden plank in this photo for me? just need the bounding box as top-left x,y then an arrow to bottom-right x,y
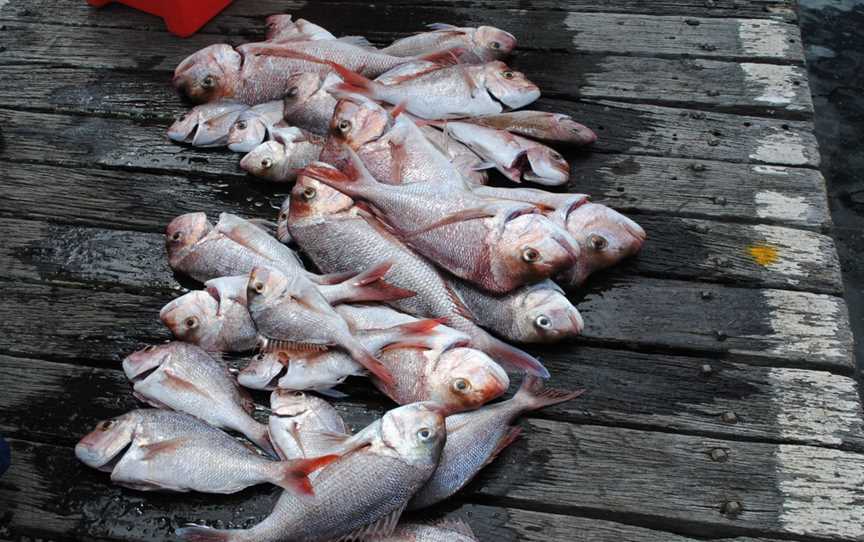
4,349 -> 862,453
0,213 -> 843,295
5,424 -> 864,541
0,55 -> 814,122
0,274 -> 852,372
0,10 -> 804,66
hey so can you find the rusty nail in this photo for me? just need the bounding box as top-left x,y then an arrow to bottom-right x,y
721,411 -> 738,424
710,448 -> 729,462
701,290 -> 714,300
722,501 -> 742,516
701,363 -> 713,376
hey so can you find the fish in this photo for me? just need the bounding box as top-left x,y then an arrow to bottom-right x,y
466,110 -> 598,146
469,188 -> 647,286
265,15 -> 337,42
176,402 -> 447,542
172,40 -> 461,105
382,23 -> 517,63
226,100 -> 285,153
420,125 -> 488,185
268,389 -> 349,461
303,147 -> 581,294
122,342 -> 274,454
246,265 -> 396,386
167,102 -> 249,146
240,136 -> 324,182
282,72 -> 340,136
162,265 -> 415,353
331,60 -> 540,119
409,376 -> 583,509
287,173 -> 552,377
374,519 -> 479,541
445,121 -> 570,186
448,279 -> 584,343
76,409 -> 336,494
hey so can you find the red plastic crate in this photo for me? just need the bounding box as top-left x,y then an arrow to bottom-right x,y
88,0 -> 233,37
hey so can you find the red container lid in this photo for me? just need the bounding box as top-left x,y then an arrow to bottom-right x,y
88,0 -> 233,37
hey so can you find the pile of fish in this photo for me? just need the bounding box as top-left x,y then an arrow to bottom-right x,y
76,14 -> 647,542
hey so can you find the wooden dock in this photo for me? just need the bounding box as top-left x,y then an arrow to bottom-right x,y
1,1 -> 862,540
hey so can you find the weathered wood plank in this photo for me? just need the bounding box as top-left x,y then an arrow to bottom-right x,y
5,423 -> 864,541
0,11 -> 804,67
4,349 -> 862,453
0,273 -> 852,372
0,55 -> 814,122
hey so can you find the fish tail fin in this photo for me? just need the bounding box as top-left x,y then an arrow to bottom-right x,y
470,328 -> 550,378
343,337 -> 395,387
303,148 -> 379,196
376,318 -> 448,352
275,454 -> 340,495
339,261 -> 416,303
513,374 -> 585,412
329,61 -> 379,98
248,423 -> 278,457
175,525 -> 235,542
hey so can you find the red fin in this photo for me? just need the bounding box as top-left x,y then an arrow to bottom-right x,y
139,437 -> 189,460
390,102 -> 408,118
352,261 -> 392,286
161,371 -> 214,400
388,139 -> 408,183
328,61 -> 374,92
514,375 -> 585,410
395,318 -> 445,334
243,44 -> 331,66
418,46 -> 468,66
277,454 -> 340,495
402,207 -> 498,238
443,282 -> 476,322
482,426 -> 523,469
340,261 -> 416,303
345,341 -> 394,387
313,269 -> 357,285
473,331 -> 550,378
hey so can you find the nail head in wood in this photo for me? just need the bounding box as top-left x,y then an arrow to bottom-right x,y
701,363 -> 713,376
710,448 -> 728,462
721,500 -> 743,516
721,411 -> 738,424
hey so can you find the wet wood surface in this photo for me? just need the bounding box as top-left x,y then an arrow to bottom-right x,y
0,0 -> 860,541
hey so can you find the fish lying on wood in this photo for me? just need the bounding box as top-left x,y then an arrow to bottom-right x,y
177,402 -> 446,542
286,173 -> 551,376
409,376 -> 583,509
76,409 -> 336,494
374,519 -> 479,541
420,125 -> 489,185
265,15 -> 337,42
303,148 -> 580,295
226,100 -> 285,152
167,102 -> 249,147
282,72 -> 341,136
123,342 -> 274,453
382,23 -> 516,64
268,389 -> 349,461
240,134 -> 325,182
466,110 -> 597,146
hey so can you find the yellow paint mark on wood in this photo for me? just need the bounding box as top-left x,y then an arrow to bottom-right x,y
748,244 -> 779,266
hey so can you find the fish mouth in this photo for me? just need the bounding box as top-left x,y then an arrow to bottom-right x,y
128,363 -> 161,385
75,440 -> 132,472
569,309 -> 585,335
552,230 -> 582,268
488,361 -> 511,393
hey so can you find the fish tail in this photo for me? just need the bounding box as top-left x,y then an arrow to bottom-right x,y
175,525 -> 236,542
275,454 -> 340,495
338,261 -> 416,303
329,61 -> 379,98
513,374 -> 585,412
471,328 -> 550,378
343,337 -> 395,387
303,146 -> 380,197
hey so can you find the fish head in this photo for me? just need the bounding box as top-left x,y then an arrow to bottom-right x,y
265,14 -> 295,39
559,203 -> 646,286
330,96 -> 389,148
227,113 -> 270,153
121,342 -> 180,384
75,413 -> 138,471
283,72 -> 323,115
159,290 -> 221,346
277,196 -> 293,243
165,212 -> 212,268
240,141 -> 287,179
167,109 -> 201,143
270,388 -> 316,417
474,26 -> 517,60
246,265 -> 290,308
381,402 -> 447,465
522,145 -> 570,186
493,213 -> 581,287
515,284 -> 584,342
483,62 -> 541,109
237,352 -> 285,390
552,114 -> 597,145
428,347 -> 509,412
278,353 -> 355,391
290,172 -> 355,221
173,44 -> 242,103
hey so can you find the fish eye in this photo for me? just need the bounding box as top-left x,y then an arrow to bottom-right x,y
185,317 -> 198,329
337,119 -> 352,133
534,315 -> 552,330
201,75 -> 216,89
143,344 -> 157,353
279,211 -> 288,221
501,71 -> 514,79
293,391 -> 304,397
522,247 -> 541,263
301,186 -> 317,201
253,280 -> 266,293
171,231 -> 183,241
551,151 -> 563,160
489,41 -> 501,49
255,354 -> 265,361
417,427 -> 432,440
287,86 -> 299,98
452,378 -> 471,392
98,420 -> 115,431
236,120 -> 247,131
589,234 -> 608,251
261,158 -> 274,169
